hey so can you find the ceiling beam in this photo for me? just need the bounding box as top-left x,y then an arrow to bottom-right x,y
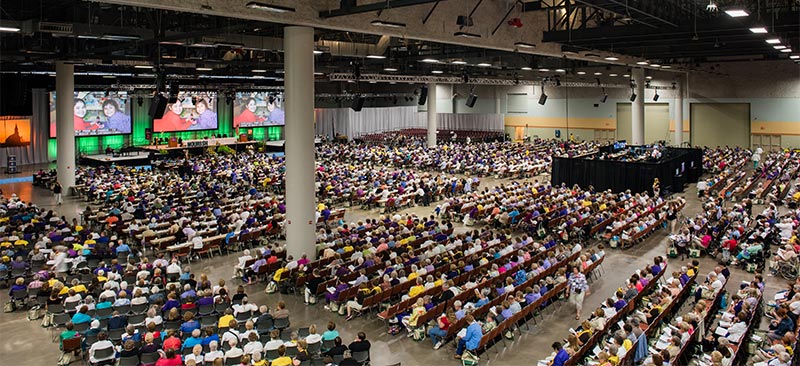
320,0 -> 444,19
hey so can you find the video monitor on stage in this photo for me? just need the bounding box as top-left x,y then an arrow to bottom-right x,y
49,91 -> 132,137
233,92 -> 285,128
153,91 -> 219,133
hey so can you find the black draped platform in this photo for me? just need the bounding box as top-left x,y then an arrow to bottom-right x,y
551,146 -> 702,195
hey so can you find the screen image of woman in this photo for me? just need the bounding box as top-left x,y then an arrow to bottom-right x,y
73,98 -> 93,131
101,99 -> 131,133
233,97 -> 265,128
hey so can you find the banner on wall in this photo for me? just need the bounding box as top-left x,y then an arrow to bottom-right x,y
0,116 -> 31,148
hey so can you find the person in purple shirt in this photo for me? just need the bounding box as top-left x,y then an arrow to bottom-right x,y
189,99 -> 217,130
102,99 -> 131,133
551,342 -> 570,366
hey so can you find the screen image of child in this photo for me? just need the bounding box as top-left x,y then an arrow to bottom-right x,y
190,98 -> 217,130
101,99 -> 131,133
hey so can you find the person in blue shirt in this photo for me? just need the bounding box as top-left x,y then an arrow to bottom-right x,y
72,305 -> 93,324
182,329 -> 204,350
114,242 -> 130,256
454,314 -> 482,359
551,341 -> 570,366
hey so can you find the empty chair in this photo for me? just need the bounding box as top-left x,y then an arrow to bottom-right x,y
306,341 -> 321,355
95,306 -> 113,319
273,317 -> 290,333
130,303 -> 149,314
46,302 -> 65,315
197,303 -> 214,316
128,313 -> 146,326
297,327 -> 310,338
73,321 -> 90,333
224,355 -> 241,365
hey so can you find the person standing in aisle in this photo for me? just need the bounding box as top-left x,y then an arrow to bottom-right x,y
53,181 -> 63,206
568,266 -> 589,320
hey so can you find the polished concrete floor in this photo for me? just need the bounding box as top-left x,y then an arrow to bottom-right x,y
0,168 -> 785,366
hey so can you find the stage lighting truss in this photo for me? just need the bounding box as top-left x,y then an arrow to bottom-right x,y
327,73 -> 630,88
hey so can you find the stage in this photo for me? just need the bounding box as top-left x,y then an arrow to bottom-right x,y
552,146 -> 703,196
139,137 -> 259,153
81,153 -> 151,167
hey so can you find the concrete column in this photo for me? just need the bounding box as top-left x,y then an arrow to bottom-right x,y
283,26 -> 317,260
674,81 -> 684,146
427,82 -> 437,147
56,62 -> 76,191
631,68 -> 645,145
494,86 -> 501,114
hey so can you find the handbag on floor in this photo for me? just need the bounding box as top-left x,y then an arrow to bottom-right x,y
27,305 -> 43,320
41,312 -> 54,327
461,350 -> 479,366
3,301 -> 15,313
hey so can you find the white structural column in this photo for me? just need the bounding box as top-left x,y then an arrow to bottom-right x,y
283,26 -> 317,260
56,62 -> 76,191
427,82 -> 437,147
674,81 -> 684,146
631,68 -> 645,145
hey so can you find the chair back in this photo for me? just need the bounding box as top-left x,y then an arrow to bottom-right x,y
94,345 -> 116,359
118,355 -> 140,366
332,354 -> 344,365
73,321 -> 90,332
257,318 -> 273,332
140,352 -> 160,366
130,303 -> 148,314
61,336 -> 81,352
274,316 -> 290,329
95,306 -> 113,318
224,355 -> 241,365
321,338 -> 336,351
53,313 -> 71,327
306,341 -> 321,355
47,303 -> 65,314
265,348 -> 280,361
235,310 -> 251,321
352,350 -> 370,364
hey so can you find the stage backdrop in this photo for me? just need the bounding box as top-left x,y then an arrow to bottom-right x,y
0,89 -> 50,167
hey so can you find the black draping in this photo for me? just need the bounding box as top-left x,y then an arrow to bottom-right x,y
552,147 -> 703,195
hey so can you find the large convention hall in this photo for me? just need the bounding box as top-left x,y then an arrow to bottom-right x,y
0,1 -> 799,366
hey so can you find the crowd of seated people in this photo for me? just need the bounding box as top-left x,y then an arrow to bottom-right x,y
356,129 -> 504,144
540,256 -> 672,366
0,193 -> 373,366
318,140 -> 562,178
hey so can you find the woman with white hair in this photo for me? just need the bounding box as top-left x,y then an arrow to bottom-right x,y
234,249 -> 253,279
203,340 -> 223,364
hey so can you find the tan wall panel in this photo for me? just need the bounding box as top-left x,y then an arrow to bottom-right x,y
690,103 -> 750,147
751,121 -> 800,135
504,116 -> 616,130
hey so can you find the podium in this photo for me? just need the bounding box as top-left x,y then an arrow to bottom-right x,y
168,137 -> 178,148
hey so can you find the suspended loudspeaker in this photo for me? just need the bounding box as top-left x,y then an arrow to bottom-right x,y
418,86 -> 428,106
466,93 -> 478,108
538,93 -> 548,105
351,96 -> 365,112
149,94 -> 168,119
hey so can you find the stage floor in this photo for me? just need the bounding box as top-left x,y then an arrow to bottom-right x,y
81,153 -> 151,167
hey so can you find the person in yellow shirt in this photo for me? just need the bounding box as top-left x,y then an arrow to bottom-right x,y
408,278 -> 425,298
270,345 -> 293,366
217,308 -> 234,328
402,298 -> 427,333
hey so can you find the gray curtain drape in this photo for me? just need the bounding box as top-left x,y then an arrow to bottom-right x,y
315,106 -> 423,140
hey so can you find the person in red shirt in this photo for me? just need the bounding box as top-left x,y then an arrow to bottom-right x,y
427,311 -> 453,349
162,330 -> 181,351
154,348 -> 183,366
156,102 -> 191,132
233,97 -> 265,128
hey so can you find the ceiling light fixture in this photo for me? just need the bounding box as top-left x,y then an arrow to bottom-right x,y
0,26 -> 21,32
245,2 -> 295,12
383,67 -> 398,72
371,20 -> 406,28
196,67 -> 213,71
774,45 -> 787,50
749,27 -> 768,34
477,63 -> 491,67
650,64 -> 661,68
521,67 -> 532,71
646,76 -> 653,79
781,49 -> 792,53
539,68 -> 550,72
421,58 -> 439,63
706,1 -> 718,12
766,39 -> 781,44
134,65 -> 153,69
451,60 -> 467,65
609,73 -> 618,77
313,50 -> 323,55
454,31 -> 481,39
252,69 -> 267,73
366,54 -> 386,59
594,72 -> 603,75
101,34 -> 141,41
576,71 -> 586,75
514,42 -> 536,49
604,56 -> 619,61
790,55 -> 800,59
623,74 -> 630,78
555,69 -> 566,73
661,65 -> 671,69
724,9 -> 749,17
431,70 -> 444,74
636,61 -> 649,65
